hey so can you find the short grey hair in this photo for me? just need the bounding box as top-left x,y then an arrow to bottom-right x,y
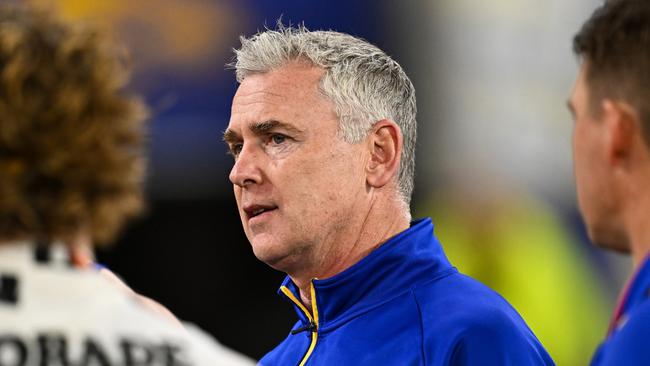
231,25 -> 417,206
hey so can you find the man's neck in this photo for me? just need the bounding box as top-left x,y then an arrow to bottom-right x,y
626,196 -> 650,268
624,168 -> 650,268
289,199 -> 410,310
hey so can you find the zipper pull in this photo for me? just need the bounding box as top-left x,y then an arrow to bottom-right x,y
291,321 -> 316,335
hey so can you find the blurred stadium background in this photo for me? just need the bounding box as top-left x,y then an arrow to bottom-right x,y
29,0 -> 630,364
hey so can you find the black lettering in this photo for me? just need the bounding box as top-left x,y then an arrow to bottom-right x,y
37,334 -> 70,366
33,244 -> 51,264
159,343 -> 190,366
0,275 -> 18,304
120,340 -> 153,366
78,338 -> 111,366
0,336 -> 27,366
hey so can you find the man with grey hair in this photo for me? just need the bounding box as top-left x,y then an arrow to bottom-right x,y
224,26 -> 553,365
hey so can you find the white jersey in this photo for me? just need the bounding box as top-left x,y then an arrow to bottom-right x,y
0,243 -> 255,366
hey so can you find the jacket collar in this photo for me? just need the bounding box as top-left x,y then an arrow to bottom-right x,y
278,218 -> 456,333
609,254 -> 650,334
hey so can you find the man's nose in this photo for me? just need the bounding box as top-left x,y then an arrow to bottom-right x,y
229,144 -> 263,188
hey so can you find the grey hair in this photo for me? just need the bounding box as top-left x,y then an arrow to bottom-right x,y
230,25 -> 417,207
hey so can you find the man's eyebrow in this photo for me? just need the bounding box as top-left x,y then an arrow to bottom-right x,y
223,120 -> 304,144
222,128 -> 240,144
250,120 -> 304,135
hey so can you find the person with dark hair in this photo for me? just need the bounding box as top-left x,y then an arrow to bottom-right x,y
569,1 -> 650,365
224,26 -> 554,365
0,4 -> 253,365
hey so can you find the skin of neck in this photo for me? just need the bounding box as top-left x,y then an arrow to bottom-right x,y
289,187 -> 411,310
622,164 -> 650,268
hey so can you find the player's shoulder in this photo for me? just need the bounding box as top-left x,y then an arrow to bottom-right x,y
413,271 -> 552,362
413,271 -> 524,324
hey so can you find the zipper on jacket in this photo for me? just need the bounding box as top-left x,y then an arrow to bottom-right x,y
280,281 -> 319,366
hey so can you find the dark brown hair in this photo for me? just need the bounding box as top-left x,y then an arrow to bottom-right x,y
0,5 -> 147,245
573,0 -> 650,139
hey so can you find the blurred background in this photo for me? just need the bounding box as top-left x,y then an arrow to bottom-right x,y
29,0 -> 631,364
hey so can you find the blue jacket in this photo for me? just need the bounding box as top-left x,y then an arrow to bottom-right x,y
591,256 -> 650,365
259,218 -> 553,365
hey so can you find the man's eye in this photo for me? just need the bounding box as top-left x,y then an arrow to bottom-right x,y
270,134 -> 286,144
230,143 -> 243,157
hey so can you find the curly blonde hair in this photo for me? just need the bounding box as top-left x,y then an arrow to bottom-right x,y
0,5 -> 147,245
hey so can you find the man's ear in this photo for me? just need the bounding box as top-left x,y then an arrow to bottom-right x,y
602,99 -> 638,166
366,119 -> 402,188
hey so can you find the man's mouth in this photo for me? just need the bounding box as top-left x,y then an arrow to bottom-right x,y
244,204 -> 278,220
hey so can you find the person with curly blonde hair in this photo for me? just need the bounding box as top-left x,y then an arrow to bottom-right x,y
0,5 -> 253,365
0,5 -> 146,247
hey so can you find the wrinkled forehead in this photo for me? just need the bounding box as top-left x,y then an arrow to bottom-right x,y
235,62 -> 325,99
230,87 -> 288,116
228,63 -> 335,129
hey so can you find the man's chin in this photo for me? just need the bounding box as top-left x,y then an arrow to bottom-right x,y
251,238 -> 287,264
254,252 -> 299,273
593,240 -> 630,254
251,239 -> 304,272
589,226 -> 630,253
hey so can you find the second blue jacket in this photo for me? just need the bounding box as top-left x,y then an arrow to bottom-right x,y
591,255 -> 650,365
260,218 -> 554,366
